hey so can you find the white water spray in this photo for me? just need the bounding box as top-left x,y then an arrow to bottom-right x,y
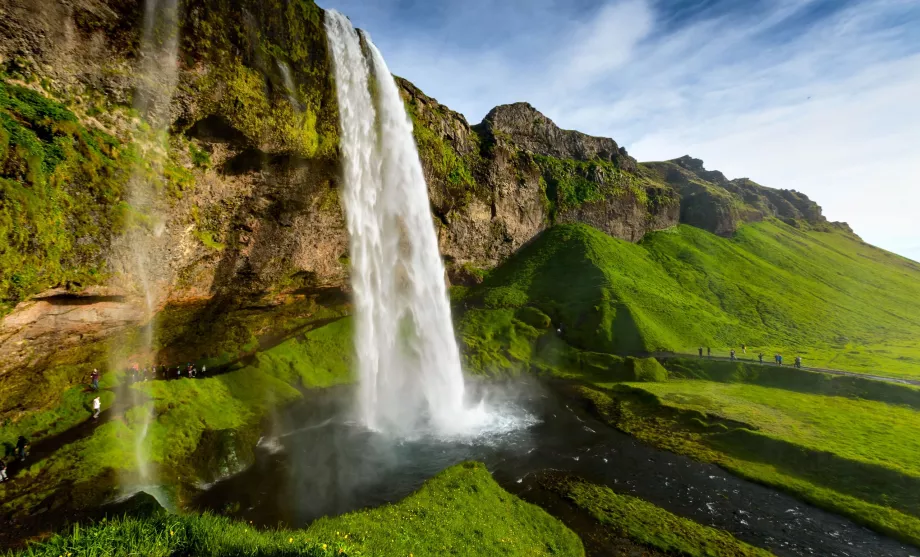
325,12 -> 483,437
113,0 -> 180,499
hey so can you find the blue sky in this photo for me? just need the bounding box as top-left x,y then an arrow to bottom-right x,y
320,0 -> 920,261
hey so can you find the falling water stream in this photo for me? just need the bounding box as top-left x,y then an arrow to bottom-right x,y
113,0 -> 180,504
325,11 -> 510,437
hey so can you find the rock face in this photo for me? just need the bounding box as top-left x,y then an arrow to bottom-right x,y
399,83 -> 680,279
0,288 -> 144,380
643,156 -> 832,236
0,0 -> 842,389
480,103 -> 637,171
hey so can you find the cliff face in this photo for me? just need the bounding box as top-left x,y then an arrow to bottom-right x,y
0,0 -> 841,395
400,83 -> 680,279
642,156 -> 839,237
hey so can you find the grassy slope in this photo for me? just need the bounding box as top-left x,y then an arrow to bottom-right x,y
8,462 -> 583,557
461,221 -> 920,379
0,318 -> 354,514
634,379 -> 920,479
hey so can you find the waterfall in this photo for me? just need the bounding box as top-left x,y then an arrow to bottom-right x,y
114,0 -> 180,498
325,12 -> 470,436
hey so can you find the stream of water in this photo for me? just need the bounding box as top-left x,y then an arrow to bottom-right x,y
191,379 -> 914,557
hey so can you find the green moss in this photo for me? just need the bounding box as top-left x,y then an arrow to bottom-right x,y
183,0 -> 338,158
558,477 -> 772,556
404,99 -> 484,211
188,141 -> 211,169
534,154 -> 648,219
0,80 -> 133,312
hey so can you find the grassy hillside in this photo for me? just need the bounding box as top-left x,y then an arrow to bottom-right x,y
460,220 -> 920,378
8,462 -> 583,557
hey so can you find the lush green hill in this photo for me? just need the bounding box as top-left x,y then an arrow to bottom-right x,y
459,219 -> 920,378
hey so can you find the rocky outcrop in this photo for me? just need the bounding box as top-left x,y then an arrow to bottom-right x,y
481,103 -> 637,171
644,156 -> 837,236
0,288 -> 144,381
400,85 -> 680,280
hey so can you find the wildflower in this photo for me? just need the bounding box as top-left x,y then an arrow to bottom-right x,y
289,537 -> 293,543
322,544 -> 327,550
170,530 -> 174,536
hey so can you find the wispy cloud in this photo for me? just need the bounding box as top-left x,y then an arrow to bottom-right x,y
320,0 -> 920,261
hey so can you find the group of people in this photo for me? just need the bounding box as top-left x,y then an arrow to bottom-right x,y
700,346 -> 803,368
124,362 -> 208,383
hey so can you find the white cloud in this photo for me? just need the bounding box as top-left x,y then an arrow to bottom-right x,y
551,0 -> 653,87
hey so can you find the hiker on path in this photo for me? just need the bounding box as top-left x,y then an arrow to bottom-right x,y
795,356 -> 802,369
730,349 -> 736,361
778,354 -> 783,366
0,459 -> 7,482
707,347 -> 711,358
89,369 -> 100,391
15,436 -> 29,462
698,347 -> 703,357
92,396 -> 101,419
758,353 -> 764,364
741,344 -> 746,354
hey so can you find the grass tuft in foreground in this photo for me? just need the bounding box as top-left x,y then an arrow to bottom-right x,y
8,462 -> 583,557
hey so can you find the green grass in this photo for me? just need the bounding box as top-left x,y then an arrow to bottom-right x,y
8,462 -> 582,557
460,221 -> 920,379
556,476 -> 772,556
634,379 -> 920,479
575,381 -> 920,546
0,387 -> 114,453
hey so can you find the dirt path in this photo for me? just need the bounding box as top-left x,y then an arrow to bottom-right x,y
653,351 -> 920,386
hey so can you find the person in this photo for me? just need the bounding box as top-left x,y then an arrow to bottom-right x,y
92,396 -> 101,419
707,347 -> 711,358
698,347 -> 704,357
758,352 -> 764,364
89,368 -> 100,391
774,354 -> 779,365
201,364 -> 206,377
795,356 -> 802,369
0,459 -> 7,482
730,349 -> 736,361
741,344 -> 746,354
778,354 -> 783,366
15,435 -> 28,462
